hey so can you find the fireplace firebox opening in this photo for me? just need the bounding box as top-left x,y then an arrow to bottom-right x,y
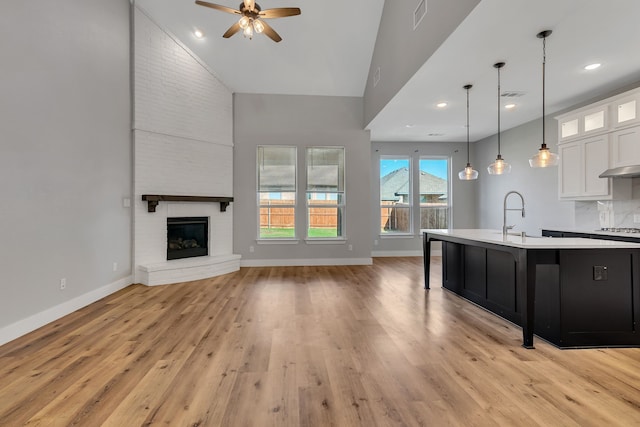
167,217 -> 209,260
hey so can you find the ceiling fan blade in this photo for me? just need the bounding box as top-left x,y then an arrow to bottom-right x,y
259,7 -> 301,18
222,22 -> 242,38
195,0 -> 241,15
243,0 -> 255,11
259,20 -> 282,42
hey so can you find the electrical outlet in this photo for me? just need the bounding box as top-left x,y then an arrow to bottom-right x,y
348,244 -> 353,251
634,214 -> 640,223
113,262 -> 118,272
374,239 -> 379,246
60,278 -> 66,290
249,246 -> 254,253
593,265 -> 608,281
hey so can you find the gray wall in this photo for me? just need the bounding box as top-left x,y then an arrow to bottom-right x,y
474,80 -> 640,235
363,0 -> 480,125
371,140 -> 478,254
233,94 -> 372,264
474,116 -> 574,234
0,1 -> 131,329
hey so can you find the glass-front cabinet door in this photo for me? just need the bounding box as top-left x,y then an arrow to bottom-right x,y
613,93 -> 640,127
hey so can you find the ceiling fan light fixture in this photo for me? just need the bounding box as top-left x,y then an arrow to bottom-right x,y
253,19 -> 265,34
243,23 -> 254,38
196,0 -> 300,42
530,30 -> 559,168
238,16 -> 250,29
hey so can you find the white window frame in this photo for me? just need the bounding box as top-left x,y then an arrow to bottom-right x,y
379,155 -> 413,237
256,145 -> 298,243
305,146 -> 346,242
418,156 -> 451,231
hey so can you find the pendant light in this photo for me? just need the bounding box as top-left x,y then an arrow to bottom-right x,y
529,30 -> 559,167
458,84 -> 479,180
488,62 -> 511,175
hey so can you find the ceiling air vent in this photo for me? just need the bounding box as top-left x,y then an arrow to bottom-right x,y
414,0 -> 427,30
501,91 -> 526,98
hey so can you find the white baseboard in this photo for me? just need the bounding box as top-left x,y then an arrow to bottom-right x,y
240,257 -> 373,267
0,275 -> 133,347
371,250 -> 425,257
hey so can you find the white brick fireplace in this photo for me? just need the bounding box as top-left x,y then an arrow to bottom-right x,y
133,7 -> 239,286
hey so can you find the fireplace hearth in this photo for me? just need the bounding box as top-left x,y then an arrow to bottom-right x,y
167,217 -> 208,260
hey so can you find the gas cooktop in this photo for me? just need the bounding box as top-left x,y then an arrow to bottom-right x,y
598,227 -> 640,233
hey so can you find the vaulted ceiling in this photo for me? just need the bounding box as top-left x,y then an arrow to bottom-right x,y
137,0 -> 640,142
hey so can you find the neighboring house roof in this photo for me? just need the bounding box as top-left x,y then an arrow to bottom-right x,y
380,167 -> 447,201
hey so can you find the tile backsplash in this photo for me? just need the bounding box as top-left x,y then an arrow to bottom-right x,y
575,178 -> 640,229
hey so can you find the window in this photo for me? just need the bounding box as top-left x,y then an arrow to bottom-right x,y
419,158 -> 450,229
306,147 -> 345,239
379,156 -> 412,234
257,146 -> 296,239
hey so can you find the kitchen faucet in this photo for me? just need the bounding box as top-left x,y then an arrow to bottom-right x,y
503,191 -> 525,237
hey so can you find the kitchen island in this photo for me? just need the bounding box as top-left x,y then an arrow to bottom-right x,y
423,229 -> 640,349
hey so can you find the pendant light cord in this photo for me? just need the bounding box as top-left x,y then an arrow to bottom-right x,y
542,35 -> 546,148
497,65 -> 501,156
466,86 -> 470,164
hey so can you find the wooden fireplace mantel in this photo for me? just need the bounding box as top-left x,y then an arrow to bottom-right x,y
141,195 -> 234,213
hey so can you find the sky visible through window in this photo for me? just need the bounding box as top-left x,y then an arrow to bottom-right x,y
380,158 -> 448,178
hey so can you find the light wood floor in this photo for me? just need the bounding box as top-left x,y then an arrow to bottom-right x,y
1,257 -> 639,426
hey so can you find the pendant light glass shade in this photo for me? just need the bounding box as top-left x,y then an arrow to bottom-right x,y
529,143 -> 559,167
458,84 -> 479,180
459,164 -> 479,180
530,30 -> 559,168
488,62 -> 511,175
488,155 -> 511,175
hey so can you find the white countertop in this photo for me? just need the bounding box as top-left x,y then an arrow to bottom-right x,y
422,229 -> 640,249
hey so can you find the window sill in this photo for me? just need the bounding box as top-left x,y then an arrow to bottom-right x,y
256,239 -> 300,245
379,233 -> 416,239
304,238 -> 347,245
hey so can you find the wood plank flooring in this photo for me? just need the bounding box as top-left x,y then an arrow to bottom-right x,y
1,257 -> 639,426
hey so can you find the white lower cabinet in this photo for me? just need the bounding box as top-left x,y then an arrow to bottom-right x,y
558,135 -> 630,200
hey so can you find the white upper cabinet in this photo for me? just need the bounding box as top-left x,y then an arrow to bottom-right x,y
555,87 -> 638,201
613,92 -> 640,127
610,125 -> 640,168
557,105 -> 608,142
559,116 -> 579,140
556,87 -> 640,142
558,135 -> 612,200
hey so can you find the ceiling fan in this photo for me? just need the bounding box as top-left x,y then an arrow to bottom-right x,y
195,0 -> 301,43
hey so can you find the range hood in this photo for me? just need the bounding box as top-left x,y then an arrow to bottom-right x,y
599,165 -> 640,178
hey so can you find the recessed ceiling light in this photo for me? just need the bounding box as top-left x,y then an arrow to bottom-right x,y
504,103 -> 516,109
194,28 -> 205,39
405,124 -> 414,128
436,102 -> 448,108
584,63 -> 601,71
